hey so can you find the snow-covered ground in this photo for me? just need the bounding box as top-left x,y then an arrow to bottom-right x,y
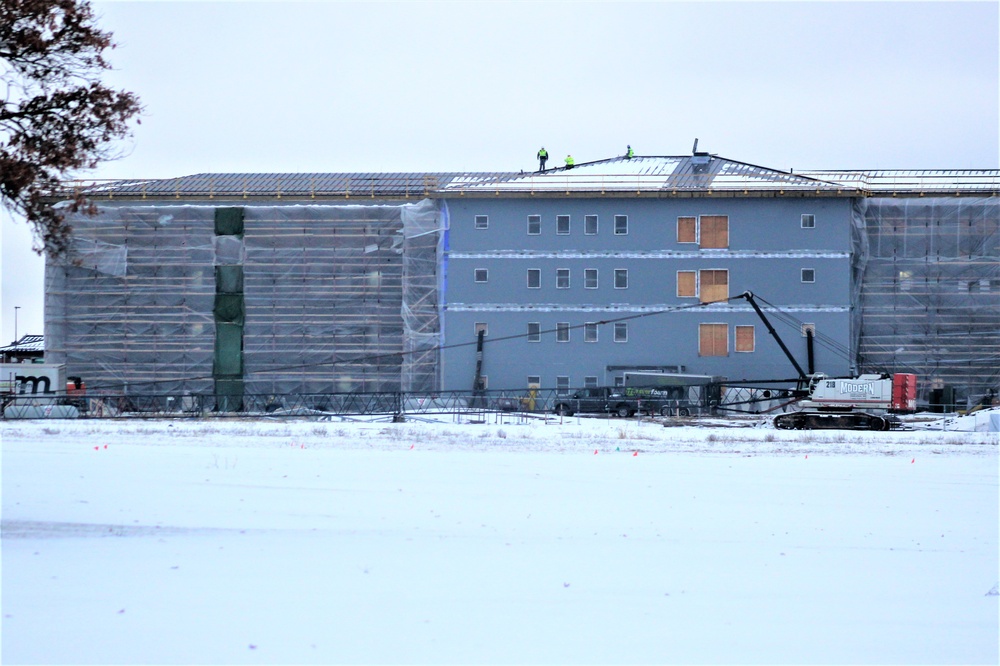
2,416 -> 997,664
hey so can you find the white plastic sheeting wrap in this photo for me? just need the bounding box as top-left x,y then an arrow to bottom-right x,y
400,199 -> 446,392
239,201 -> 444,395
853,196 -> 999,404
46,205 -> 217,394
47,200 -> 446,396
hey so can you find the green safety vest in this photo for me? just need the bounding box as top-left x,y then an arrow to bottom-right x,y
565,156 -> 574,166
538,149 -> 548,158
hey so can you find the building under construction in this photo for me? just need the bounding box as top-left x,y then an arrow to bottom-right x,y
45,154 -> 999,408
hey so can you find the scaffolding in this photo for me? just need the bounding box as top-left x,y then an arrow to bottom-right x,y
853,196 -> 999,405
43,188 -> 998,406
45,200 -> 446,397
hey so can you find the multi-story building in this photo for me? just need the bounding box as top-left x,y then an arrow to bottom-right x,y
442,179 -> 854,390
44,152 -> 998,406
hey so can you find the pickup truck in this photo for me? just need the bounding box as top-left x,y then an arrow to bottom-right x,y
552,386 -> 695,418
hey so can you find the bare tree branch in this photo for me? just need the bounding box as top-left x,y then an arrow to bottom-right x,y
0,0 -> 142,256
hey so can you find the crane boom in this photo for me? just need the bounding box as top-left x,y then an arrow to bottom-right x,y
738,291 -> 807,381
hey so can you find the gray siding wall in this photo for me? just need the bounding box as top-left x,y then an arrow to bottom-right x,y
448,198 -> 849,252
442,197 -> 854,391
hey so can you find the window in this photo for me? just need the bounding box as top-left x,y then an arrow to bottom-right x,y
677,216 -> 697,243
699,269 -> 728,303
801,268 -> 815,283
735,325 -> 755,352
801,214 -> 816,229
556,376 -> 570,395
584,323 -> 598,342
584,376 -> 598,388
527,268 -> 541,289
700,215 -> 729,249
699,323 -> 728,357
556,215 -> 570,235
556,322 -> 570,342
614,322 -> 628,342
475,215 -> 488,230
585,215 -> 598,235
474,268 -> 488,283
614,269 -> 629,289
614,375 -> 625,387
678,215 -> 729,247
677,270 -> 697,297
584,268 -> 598,289
614,215 -> 628,235
556,268 -> 570,289
527,215 -> 541,235
527,322 -> 541,342
527,375 -> 541,388
475,322 -> 488,336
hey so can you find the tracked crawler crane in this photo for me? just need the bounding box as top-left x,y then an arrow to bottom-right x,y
739,292 -> 916,430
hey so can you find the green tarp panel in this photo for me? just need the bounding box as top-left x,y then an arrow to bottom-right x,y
215,265 -> 244,294
214,377 -> 244,412
214,207 -> 245,236
213,294 -> 245,325
214,322 -> 243,376
214,209 -> 244,408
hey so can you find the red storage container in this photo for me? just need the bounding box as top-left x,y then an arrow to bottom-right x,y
891,373 -> 917,412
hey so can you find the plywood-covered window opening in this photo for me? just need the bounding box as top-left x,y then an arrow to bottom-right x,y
677,270 -> 697,298
677,217 -> 697,243
699,215 -> 729,249
699,269 -> 728,303
678,215 -> 728,247
699,323 -> 728,356
735,325 -> 755,352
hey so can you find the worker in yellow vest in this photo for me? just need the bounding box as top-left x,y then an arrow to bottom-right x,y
565,154 -> 575,169
626,145 -> 634,159
537,147 -> 548,171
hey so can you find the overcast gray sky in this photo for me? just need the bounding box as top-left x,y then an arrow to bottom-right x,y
3,0 -> 998,344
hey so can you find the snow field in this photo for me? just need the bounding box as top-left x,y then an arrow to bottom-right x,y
2,419 -> 997,664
